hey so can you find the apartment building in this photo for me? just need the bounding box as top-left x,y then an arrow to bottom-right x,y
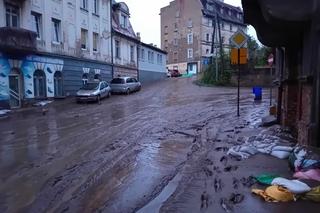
0,0 -> 113,108
160,0 -> 246,74
111,1 -> 139,79
138,41 -> 167,83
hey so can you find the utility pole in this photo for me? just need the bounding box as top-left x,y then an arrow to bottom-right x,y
217,14 -> 224,75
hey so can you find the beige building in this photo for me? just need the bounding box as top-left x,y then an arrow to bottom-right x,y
160,0 -> 246,74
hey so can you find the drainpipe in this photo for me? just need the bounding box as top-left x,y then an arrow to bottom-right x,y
110,0 -> 114,79
276,47 -> 285,124
310,6 -> 320,147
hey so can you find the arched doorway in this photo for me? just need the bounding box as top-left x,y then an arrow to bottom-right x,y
54,71 -> 63,97
94,74 -> 101,81
33,69 -> 46,98
9,68 -> 23,108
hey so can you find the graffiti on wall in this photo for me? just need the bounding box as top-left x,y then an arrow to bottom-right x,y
0,58 -> 10,101
0,54 -> 64,100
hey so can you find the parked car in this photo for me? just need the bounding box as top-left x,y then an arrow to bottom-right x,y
110,77 -> 141,95
169,70 -> 182,77
166,70 -> 171,78
76,81 -> 111,103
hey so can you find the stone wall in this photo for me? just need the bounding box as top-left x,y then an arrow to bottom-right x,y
230,67 -> 274,87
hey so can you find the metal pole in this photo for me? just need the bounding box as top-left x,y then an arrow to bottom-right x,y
237,48 -> 240,116
270,66 -> 272,106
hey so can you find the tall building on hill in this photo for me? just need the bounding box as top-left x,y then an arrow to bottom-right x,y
160,0 -> 246,74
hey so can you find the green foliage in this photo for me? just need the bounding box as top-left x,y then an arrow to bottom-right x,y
247,36 -> 272,67
200,63 -> 232,86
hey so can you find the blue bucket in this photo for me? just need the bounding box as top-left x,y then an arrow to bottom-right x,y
253,87 -> 262,100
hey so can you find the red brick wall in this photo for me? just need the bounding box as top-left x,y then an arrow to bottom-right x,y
296,83 -> 312,145
281,83 -> 298,134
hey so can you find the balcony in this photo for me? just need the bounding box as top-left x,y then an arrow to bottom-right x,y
0,27 -> 37,54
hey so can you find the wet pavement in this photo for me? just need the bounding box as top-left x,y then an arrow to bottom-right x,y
0,77 -> 318,213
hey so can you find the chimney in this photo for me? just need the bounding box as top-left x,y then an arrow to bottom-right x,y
137,32 -> 141,41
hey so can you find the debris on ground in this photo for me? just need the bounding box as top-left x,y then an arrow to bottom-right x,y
255,174 -> 279,185
220,198 -> 232,213
200,191 -> 209,209
33,100 -> 53,107
229,193 -> 244,204
252,186 -> 296,202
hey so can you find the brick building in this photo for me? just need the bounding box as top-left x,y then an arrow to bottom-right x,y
242,0 -> 320,147
160,0 -> 246,74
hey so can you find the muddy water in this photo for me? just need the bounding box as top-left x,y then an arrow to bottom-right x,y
0,77 -> 260,212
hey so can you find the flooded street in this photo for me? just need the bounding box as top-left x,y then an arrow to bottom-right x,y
2,77 -> 314,213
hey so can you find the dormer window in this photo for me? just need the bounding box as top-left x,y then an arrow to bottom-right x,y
120,14 -> 127,29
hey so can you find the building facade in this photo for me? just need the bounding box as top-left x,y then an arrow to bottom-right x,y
160,0 -> 246,74
242,0 -> 320,147
0,0 -> 113,109
138,42 -> 167,84
111,2 -> 139,79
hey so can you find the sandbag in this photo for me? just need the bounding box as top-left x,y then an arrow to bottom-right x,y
271,177 -> 311,194
271,150 -> 291,159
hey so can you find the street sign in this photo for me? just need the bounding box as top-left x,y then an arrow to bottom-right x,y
231,48 -> 247,65
230,30 -> 249,48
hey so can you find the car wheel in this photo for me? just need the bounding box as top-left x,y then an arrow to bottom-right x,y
126,89 -> 130,95
97,95 -> 101,104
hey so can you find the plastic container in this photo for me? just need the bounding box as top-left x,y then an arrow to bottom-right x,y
253,87 -> 262,100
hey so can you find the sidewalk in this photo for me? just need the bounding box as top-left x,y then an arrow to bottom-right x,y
160,116 -> 319,212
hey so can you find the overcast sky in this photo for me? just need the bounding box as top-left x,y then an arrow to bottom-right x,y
121,0 -> 258,47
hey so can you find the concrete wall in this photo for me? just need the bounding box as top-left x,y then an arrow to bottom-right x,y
139,70 -> 166,84
63,57 -> 112,96
230,67 -> 274,87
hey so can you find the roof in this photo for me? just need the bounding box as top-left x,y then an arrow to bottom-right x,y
112,2 -> 137,41
201,0 -> 246,26
140,42 -> 167,55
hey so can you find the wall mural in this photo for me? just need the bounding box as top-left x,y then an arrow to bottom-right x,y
0,57 -> 10,101
0,54 -> 64,101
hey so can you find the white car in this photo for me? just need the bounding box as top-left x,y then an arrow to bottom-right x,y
76,81 -> 111,103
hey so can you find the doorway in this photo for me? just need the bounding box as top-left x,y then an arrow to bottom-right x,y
33,69 -> 46,98
8,73 -> 21,108
187,63 -> 197,74
54,71 -> 63,97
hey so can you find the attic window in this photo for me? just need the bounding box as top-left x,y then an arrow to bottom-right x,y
120,14 -> 127,28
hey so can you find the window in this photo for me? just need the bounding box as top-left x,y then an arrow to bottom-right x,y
173,52 -> 178,62
174,23 -> 178,29
93,32 -> 99,52
206,33 -> 210,42
230,24 -> 233,31
130,45 -> 135,62
222,36 -> 225,43
120,14 -> 127,28
187,19 -> 193,28
54,71 -> 63,97
148,51 -> 152,63
52,18 -> 61,43
174,38 -> 178,46
93,0 -> 99,15
221,21 -> 224,29
115,40 -> 120,58
206,4 -> 213,11
34,70 -> 46,98
140,48 -> 145,60
206,49 -> 209,54
187,48 -> 193,59
31,12 -> 42,39
81,29 -> 88,50
81,0 -> 88,10
187,33 -> 193,44
157,54 -> 163,64
6,4 -> 19,27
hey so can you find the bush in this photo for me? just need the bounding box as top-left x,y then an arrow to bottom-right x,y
200,64 -> 232,86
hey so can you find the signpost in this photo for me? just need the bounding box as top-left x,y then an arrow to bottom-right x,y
268,53 -> 274,106
230,30 -> 249,117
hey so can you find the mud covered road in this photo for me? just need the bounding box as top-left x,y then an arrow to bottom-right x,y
2,77 -> 312,213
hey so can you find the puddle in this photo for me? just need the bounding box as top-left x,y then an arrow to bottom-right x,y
137,173 -> 182,213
